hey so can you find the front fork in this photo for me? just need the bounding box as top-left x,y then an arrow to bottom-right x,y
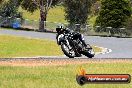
70,40 -> 82,56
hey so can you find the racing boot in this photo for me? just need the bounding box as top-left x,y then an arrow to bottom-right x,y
81,40 -> 87,47
81,40 -> 90,51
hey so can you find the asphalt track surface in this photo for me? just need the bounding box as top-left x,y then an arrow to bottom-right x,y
0,29 -> 132,58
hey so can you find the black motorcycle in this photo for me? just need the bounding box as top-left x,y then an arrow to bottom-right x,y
56,28 -> 95,58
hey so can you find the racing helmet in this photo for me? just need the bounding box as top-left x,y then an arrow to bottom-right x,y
56,24 -> 64,33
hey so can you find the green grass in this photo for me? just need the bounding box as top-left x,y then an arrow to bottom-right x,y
0,61 -> 132,88
19,6 -> 67,23
0,35 -> 63,57
88,16 -> 97,27
0,35 -> 101,57
19,6 -> 67,30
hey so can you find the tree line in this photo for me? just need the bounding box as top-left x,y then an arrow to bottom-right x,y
0,0 -> 132,36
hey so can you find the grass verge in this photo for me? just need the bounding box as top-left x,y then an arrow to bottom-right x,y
0,35 -> 63,57
0,35 -> 101,58
0,59 -> 131,88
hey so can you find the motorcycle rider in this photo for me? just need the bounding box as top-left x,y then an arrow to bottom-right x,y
56,24 -> 88,48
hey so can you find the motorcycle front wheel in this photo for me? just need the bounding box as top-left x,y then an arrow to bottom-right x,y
61,43 -> 75,58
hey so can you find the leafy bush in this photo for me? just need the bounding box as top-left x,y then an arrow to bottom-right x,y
64,0 -> 93,25
0,0 -> 22,27
125,17 -> 132,36
95,0 -> 131,35
0,0 -> 22,18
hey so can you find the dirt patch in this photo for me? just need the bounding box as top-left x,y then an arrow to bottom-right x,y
0,59 -> 132,66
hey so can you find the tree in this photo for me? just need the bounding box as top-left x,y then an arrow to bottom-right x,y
21,0 -> 60,31
0,0 -> 22,17
95,0 -> 131,35
64,0 -> 93,26
91,0 -> 101,16
0,0 -> 2,3
125,17 -> 132,36
0,0 -> 22,27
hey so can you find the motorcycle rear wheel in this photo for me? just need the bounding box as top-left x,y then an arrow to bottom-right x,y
83,51 -> 94,58
82,44 -> 95,58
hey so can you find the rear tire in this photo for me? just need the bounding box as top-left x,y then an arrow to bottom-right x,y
83,44 -> 95,58
61,43 -> 75,58
83,51 -> 94,58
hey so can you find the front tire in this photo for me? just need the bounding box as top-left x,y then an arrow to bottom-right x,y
61,43 -> 75,58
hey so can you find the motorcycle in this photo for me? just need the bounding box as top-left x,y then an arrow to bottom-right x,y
56,28 -> 95,58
